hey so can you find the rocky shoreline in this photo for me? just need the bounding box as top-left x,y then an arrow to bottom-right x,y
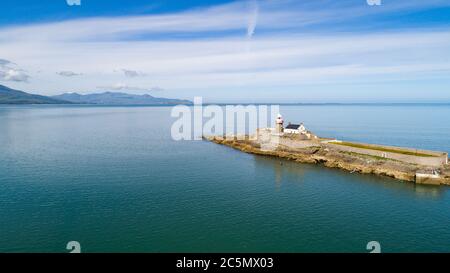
205,136 -> 450,186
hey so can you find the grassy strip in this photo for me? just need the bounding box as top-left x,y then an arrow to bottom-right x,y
332,141 -> 436,157
340,151 -> 402,163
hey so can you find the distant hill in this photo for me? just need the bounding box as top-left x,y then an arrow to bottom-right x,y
0,84 -> 70,104
52,92 -> 192,105
0,84 -> 191,105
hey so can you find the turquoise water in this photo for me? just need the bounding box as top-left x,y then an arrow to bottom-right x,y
0,104 -> 450,253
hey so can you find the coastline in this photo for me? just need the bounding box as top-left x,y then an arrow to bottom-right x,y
205,136 -> 450,186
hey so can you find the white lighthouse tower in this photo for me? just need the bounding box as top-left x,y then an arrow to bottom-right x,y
275,113 -> 284,133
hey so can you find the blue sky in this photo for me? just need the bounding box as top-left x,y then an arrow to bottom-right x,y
0,0 -> 449,102
0,0 -> 233,25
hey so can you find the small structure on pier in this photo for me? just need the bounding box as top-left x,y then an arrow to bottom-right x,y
284,123 -> 307,134
256,113 -> 319,151
416,169 -> 442,185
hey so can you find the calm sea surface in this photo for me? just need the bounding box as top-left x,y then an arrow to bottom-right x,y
0,104 -> 450,252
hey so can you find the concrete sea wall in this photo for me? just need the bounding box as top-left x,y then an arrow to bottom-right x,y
256,129 -> 318,150
325,142 -> 448,167
255,129 -> 448,167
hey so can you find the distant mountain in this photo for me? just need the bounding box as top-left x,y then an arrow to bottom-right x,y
0,84 -> 70,104
52,92 -> 192,105
0,84 -> 191,105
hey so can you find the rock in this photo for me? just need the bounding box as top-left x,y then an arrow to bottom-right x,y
205,136 -> 425,184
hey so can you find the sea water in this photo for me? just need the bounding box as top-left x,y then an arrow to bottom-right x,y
0,104 -> 449,252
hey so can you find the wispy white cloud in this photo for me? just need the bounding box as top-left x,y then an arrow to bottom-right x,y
0,59 -> 14,66
2,0 -> 448,43
247,0 -> 258,39
57,71 -> 82,77
97,82 -> 163,92
121,69 -> 147,78
0,0 -> 449,99
0,69 -> 30,82
0,58 -> 30,82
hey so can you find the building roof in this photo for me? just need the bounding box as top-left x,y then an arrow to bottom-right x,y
285,124 -> 301,129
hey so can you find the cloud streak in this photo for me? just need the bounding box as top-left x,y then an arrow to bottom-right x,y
0,0 -> 449,99
97,83 -> 163,92
2,0 -> 449,43
247,0 -> 258,39
57,71 -> 82,77
121,69 -> 146,78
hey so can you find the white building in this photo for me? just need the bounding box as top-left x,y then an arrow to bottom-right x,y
284,123 -> 307,134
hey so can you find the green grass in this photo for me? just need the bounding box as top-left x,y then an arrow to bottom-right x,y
331,141 -> 436,157
340,151 -> 402,162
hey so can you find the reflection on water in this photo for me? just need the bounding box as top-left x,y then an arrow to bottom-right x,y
413,184 -> 443,198
253,155 -> 306,188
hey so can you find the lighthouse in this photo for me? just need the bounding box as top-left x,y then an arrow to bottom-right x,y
275,114 -> 284,133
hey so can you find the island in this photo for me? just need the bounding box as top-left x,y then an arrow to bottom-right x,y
205,114 -> 450,185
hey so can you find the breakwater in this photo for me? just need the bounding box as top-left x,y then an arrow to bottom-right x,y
206,136 -> 450,185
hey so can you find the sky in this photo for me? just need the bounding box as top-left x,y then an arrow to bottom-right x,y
0,0 -> 449,103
